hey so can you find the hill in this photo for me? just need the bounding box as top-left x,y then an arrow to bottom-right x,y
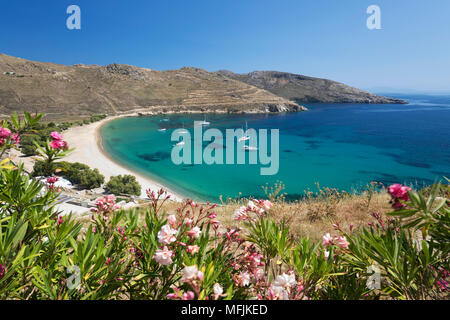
0,54 -> 303,120
216,70 -> 407,104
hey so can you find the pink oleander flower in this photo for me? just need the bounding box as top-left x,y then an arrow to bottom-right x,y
322,233 -> 333,247
50,139 -> 68,150
213,283 -> 224,300
273,273 -> 297,290
186,245 -> 199,255
0,127 -> 12,139
182,291 -> 195,300
184,218 -> 193,226
268,285 -> 289,300
208,213 -> 217,219
182,265 -> 203,282
157,224 -> 178,245
234,206 -> 249,221
91,195 -> 120,215
167,214 -> 177,227
388,184 -> 412,201
187,226 -> 201,239
254,268 -> 265,281
10,133 -> 20,145
236,271 -> 251,287
335,236 -> 350,250
0,263 -> 5,280
166,293 -> 179,300
50,131 -> 63,141
226,229 -> 239,241
153,246 -> 173,265
47,177 -> 59,184
262,200 -> 273,210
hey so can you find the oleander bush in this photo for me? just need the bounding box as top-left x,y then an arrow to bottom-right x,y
0,112 -> 448,300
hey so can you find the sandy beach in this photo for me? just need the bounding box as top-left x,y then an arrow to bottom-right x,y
62,116 -> 184,201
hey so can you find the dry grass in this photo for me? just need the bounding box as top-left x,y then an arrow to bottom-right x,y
213,192 -> 391,242
80,186 -> 392,243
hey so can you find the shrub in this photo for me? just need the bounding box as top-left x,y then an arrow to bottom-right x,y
31,160 -> 56,177
62,162 -> 105,189
31,161 -> 104,189
105,174 -> 141,196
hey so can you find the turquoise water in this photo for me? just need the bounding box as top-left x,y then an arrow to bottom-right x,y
101,94 -> 450,202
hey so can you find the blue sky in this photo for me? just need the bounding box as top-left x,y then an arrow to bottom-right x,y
0,0 -> 449,92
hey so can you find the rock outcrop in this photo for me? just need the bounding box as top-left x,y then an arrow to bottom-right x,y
217,70 -> 407,104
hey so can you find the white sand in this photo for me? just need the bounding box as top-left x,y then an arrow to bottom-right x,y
63,116 -> 184,201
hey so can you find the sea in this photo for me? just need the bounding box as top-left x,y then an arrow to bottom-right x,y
101,94 -> 450,202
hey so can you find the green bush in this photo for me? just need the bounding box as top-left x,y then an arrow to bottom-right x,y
31,160 -> 55,177
105,175 -> 141,196
31,161 -> 104,190
58,162 -> 105,189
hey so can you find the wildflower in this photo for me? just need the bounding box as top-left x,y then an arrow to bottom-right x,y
211,220 -> 220,230
184,218 -> 193,226
153,246 -> 173,265
234,206 -> 249,221
0,264 -> 4,281
166,293 -> 179,300
273,273 -> 297,289
268,285 -> 289,300
50,139 -> 68,150
262,200 -> 273,210
47,177 -> 59,184
91,195 -> 120,216
10,133 -> 20,145
167,214 -> 177,227
208,213 -> 217,219
236,272 -> 251,287
182,291 -> 195,300
388,184 -> 412,209
254,268 -> 265,281
324,250 -> 330,261
335,236 -> 350,250
157,225 -> 178,245
186,245 -> 199,255
213,283 -> 224,300
388,184 -> 411,201
50,131 -> 63,140
322,233 -> 333,247
182,265 -> 203,282
187,226 -> 201,239
0,127 -> 12,139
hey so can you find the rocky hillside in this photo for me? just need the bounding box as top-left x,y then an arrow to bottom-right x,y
0,54 -> 303,120
217,70 -> 407,104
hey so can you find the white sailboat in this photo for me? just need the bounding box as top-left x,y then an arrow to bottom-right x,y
158,128 -> 167,132
197,115 -> 210,126
243,145 -> 258,151
238,121 -> 250,142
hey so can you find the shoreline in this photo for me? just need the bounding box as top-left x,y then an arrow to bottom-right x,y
63,114 -> 186,201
